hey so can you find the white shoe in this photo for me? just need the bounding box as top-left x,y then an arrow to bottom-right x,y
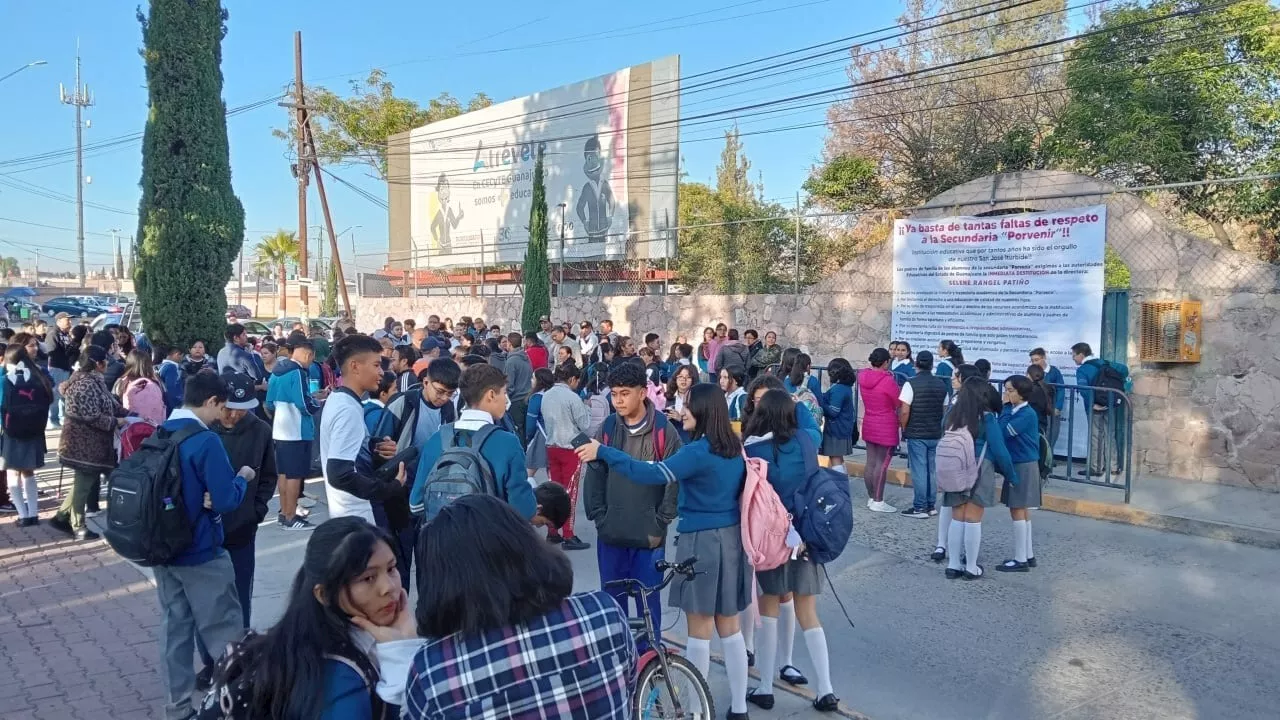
869,500 -> 898,513
298,495 -> 317,509
867,498 -> 874,509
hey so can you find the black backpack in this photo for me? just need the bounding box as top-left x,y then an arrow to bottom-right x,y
104,424 -> 205,566
2,373 -> 51,440
1089,360 -> 1126,407
414,424 -> 501,519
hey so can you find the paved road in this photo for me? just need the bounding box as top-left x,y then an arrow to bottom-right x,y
4,457 -> 1278,719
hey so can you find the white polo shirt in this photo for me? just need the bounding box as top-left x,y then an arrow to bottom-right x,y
319,387 -> 375,523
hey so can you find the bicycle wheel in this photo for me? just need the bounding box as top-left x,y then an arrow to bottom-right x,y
633,653 -> 715,720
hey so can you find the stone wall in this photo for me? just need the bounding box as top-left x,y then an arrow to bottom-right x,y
356,171 -> 1280,491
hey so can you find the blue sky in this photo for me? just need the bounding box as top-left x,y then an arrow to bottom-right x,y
0,0 -> 900,274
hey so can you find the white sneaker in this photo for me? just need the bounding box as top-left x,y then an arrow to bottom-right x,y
869,500 -> 898,513
867,498 -> 874,509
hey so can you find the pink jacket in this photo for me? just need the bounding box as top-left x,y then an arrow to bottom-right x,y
706,338 -> 725,374
858,368 -> 901,447
119,377 -> 167,426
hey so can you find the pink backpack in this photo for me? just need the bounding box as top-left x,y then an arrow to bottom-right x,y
739,452 -> 793,571
646,382 -> 667,412
123,378 -> 167,426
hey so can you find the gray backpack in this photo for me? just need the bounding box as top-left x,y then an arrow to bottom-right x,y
417,424 -> 501,519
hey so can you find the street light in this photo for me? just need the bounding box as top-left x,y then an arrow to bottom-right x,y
0,60 -> 47,84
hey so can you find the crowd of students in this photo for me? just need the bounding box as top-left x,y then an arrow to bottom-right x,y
0,306 -> 1137,719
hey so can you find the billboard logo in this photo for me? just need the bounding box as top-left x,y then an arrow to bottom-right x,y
472,139 -> 549,172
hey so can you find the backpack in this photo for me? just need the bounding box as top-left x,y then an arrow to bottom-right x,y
104,424 -> 206,567
195,632 -> 391,720
416,424 -> 501,519
119,421 -> 157,462
1038,433 -> 1054,482
739,452 -> 793,572
2,373 -> 51,440
789,434 -> 854,565
791,386 -> 823,428
646,382 -> 667,413
936,425 -> 988,493
122,378 -> 167,426
601,412 -> 668,459
1089,360 -> 1127,407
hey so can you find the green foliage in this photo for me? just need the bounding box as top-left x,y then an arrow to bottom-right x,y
321,260 -> 339,316
802,154 -> 889,212
0,257 -> 19,277
253,231 -> 299,316
1104,245 -> 1132,289
274,69 -> 492,180
521,153 -> 551,331
135,0 -> 244,350
1050,0 -> 1280,249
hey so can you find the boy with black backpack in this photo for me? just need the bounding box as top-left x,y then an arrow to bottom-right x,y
1071,342 -> 1131,477
409,363 -> 535,521
134,371 -> 252,720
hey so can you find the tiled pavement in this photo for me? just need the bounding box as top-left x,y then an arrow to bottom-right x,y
0,435 -> 165,720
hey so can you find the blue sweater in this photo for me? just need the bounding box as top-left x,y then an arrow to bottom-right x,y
322,660 -> 373,720
266,358 -> 319,440
796,404 -> 821,447
821,383 -> 856,442
597,437 -> 744,533
744,436 -> 809,517
160,414 -> 246,566
784,375 -> 823,400
973,412 -> 1018,484
1045,365 -> 1065,410
999,403 -> 1040,464
525,392 -> 544,443
157,359 -> 184,412
409,417 -> 537,520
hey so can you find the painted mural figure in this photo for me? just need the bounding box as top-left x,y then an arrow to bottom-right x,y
575,135 -> 614,243
431,174 -> 464,253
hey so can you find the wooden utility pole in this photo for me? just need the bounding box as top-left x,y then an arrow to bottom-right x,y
302,120 -> 352,316
293,31 -> 310,318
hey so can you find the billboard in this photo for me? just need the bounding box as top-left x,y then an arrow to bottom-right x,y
387,56 -> 680,270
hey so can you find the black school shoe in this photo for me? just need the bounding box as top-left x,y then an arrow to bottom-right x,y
997,559 -> 1030,572
962,565 -> 985,580
1027,556 -> 1038,568
726,711 -> 750,720
779,664 -> 807,685
931,546 -> 947,563
945,568 -> 963,580
560,536 -> 591,551
746,688 -> 775,710
814,694 -> 840,712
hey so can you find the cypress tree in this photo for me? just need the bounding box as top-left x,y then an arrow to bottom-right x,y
135,0 -> 245,351
521,151 -> 551,332
321,260 -> 339,316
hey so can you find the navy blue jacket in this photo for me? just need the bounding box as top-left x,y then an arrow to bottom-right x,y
161,412 -> 246,566
1044,365 -> 1065,411
998,403 -> 1040,464
821,383 -> 856,443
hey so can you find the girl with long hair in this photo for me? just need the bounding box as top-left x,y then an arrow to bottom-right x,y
821,357 -> 857,473
933,363 -> 984,561
997,375 -> 1041,572
578,382 -> 753,719
664,364 -> 698,443
2,337 -> 53,527
860,348 -> 901,513
206,517 -> 402,719
742,390 -> 839,712
697,326 -> 715,380
935,340 -> 964,384
940,378 -> 1017,580
114,348 -> 166,425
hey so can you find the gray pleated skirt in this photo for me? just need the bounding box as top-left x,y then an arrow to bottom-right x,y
820,433 -> 853,458
671,525 -> 753,616
757,556 -> 823,596
942,459 -> 998,508
1001,461 -> 1042,509
1,434 -> 47,471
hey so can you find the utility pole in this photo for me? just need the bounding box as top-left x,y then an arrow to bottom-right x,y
292,31 -> 311,319
237,244 -> 244,305
556,203 -> 566,294
60,49 -> 94,287
794,192 -> 801,294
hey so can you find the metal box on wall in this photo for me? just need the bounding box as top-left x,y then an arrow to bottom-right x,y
1139,300 -> 1201,362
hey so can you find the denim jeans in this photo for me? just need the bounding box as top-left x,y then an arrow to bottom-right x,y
49,367 -> 71,425
906,438 -> 939,511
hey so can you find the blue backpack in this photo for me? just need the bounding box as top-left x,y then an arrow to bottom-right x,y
791,433 -> 854,565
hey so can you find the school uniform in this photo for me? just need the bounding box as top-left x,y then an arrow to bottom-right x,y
744,434 -> 823,596
409,409 -> 536,521
891,358 -> 916,385
595,438 -> 750,616
820,383 -> 855,457
941,413 -> 1017,509
999,402 -> 1042,509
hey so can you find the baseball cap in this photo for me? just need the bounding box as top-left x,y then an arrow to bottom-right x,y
420,336 -> 444,354
54,312 -> 71,321
223,373 -> 259,410
412,358 -> 432,377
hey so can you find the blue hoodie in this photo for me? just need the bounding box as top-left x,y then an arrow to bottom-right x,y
266,357 -> 320,441
160,411 -> 246,566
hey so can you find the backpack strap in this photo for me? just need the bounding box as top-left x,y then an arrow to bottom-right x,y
601,414 -> 619,449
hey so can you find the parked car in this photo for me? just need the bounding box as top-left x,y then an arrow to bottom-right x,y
278,317 -> 334,336
42,297 -> 104,318
240,321 -> 275,337
90,313 -> 144,335
226,304 -> 252,319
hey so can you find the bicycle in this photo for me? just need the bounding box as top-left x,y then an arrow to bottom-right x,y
604,557 -> 715,720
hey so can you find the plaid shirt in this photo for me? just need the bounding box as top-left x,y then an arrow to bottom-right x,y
403,591 -> 636,719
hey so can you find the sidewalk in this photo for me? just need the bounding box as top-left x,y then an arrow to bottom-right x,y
846,449 -> 1280,549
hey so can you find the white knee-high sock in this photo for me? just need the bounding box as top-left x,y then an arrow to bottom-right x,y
937,505 -> 953,550
685,637 -> 711,679
964,522 -> 983,574
947,520 -> 965,571
21,473 -> 38,518
803,627 -> 835,697
778,599 -> 796,668
1025,518 -> 1034,559
740,608 -> 755,653
721,632 -> 750,714
754,616 -> 778,694
1012,519 -> 1028,562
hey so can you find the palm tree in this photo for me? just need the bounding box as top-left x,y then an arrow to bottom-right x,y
254,230 -> 299,316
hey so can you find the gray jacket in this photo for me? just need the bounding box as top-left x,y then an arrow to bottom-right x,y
583,402 -> 681,549
541,383 -> 591,448
714,340 -> 750,375
505,349 -> 533,402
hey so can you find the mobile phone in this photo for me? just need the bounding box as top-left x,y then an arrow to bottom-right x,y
308,379 -> 321,394
570,432 -> 592,449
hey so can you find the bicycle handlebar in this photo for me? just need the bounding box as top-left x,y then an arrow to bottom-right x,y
603,556 -> 699,595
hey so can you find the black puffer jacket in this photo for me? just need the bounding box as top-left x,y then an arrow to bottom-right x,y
212,412 -> 278,549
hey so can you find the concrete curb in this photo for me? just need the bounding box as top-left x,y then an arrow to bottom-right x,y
845,461 -> 1280,550
661,634 -> 871,719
